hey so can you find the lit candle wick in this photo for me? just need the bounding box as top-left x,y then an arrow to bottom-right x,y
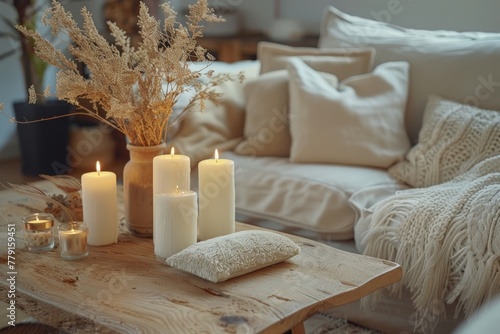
170,147 -> 175,158
176,185 -> 179,194
96,160 -> 101,176
215,149 -> 219,163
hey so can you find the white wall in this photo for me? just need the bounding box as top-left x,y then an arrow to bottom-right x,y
0,4 -> 26,160
1,0 -> 499,159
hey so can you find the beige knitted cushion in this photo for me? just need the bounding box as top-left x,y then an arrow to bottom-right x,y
166,230 -> 300,283
389,95 -> 500,188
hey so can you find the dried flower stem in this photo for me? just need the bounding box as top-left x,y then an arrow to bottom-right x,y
5,174 -> 83,222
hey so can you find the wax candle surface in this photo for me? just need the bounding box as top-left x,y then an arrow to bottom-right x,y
153,147 -> 190,195
81,162 -> 118,246
198,150 -> 235,240
154,190 -> 197,260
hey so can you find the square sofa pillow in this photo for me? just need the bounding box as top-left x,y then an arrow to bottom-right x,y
235,43 -> 375,157
234,70 -> 292,157
319,6 -> 500,144
258,41 -> 375,75
287,58 -> 410,168
389,95 -> 500,188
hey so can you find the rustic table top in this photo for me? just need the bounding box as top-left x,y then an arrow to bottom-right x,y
0,180 -> 401,333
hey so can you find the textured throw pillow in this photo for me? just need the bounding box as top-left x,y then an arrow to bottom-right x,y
287,58 -> 410,168
168,61 -> 260,167
319,6 -> 500,144
166,230 -> 300,283
258,41 -> 374,74
234,70 -> 291,157
389,95 -> 500,188
235,44 -> 375,157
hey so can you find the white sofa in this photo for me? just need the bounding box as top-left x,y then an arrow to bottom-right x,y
169,6 -> 500,333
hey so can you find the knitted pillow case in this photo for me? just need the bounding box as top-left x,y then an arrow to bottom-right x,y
389,95 -> 500,188
166,230 -> 300,283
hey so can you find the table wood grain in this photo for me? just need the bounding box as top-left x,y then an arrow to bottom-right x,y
0,181 -> 401,333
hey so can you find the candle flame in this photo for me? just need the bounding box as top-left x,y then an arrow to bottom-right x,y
170,147 -> 175,157
96,161 -> 101,175
36,215 -> 39,222
215,149 -> 219,162
176,185 -> 179,194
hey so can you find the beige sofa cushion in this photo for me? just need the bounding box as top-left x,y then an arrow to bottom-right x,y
258,41 -> 374,74
234,70 -> 292,157
287,58 -> 410,168
319,5 -> 500,144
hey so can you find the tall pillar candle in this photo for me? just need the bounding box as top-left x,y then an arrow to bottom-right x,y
153,147 -> 190,195
198,149 -> 235,241
81,161 -> 118,246
154,188 -> 197,261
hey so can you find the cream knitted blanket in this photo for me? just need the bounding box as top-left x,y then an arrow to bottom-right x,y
363,155 -> 500,332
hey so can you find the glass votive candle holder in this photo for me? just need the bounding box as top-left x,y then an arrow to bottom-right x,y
23,213 -> 55,252
58,221 -> 89,260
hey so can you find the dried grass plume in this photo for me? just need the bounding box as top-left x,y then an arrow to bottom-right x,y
14,0 -> 240,146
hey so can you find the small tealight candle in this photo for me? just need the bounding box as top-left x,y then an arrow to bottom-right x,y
154,186 -> 197,261
198,149 -> 235,241
58,221 -> 89,260
23,213 -> 55,252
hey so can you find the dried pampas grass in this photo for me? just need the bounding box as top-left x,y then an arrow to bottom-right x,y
13,0 -> 240,146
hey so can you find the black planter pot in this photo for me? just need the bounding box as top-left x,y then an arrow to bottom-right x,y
14,100 -> 72,176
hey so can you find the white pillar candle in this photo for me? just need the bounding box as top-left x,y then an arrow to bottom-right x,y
198,149 -> 235,241
153,147 -> 190,195
154,188 -> 198,261
81,161 -> 118,246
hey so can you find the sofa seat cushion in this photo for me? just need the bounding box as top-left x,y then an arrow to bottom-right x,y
223,151 -> 399,240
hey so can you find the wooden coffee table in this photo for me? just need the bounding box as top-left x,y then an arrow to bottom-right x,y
0,181 -> 401,333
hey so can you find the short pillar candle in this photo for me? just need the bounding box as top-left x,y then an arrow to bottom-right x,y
154,188 -> 198,261
81,161 -> 118,246
198,149 -> 235,241
153,147 -> 190,195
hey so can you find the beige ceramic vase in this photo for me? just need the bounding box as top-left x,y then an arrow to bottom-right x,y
123,143 -> 166,237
